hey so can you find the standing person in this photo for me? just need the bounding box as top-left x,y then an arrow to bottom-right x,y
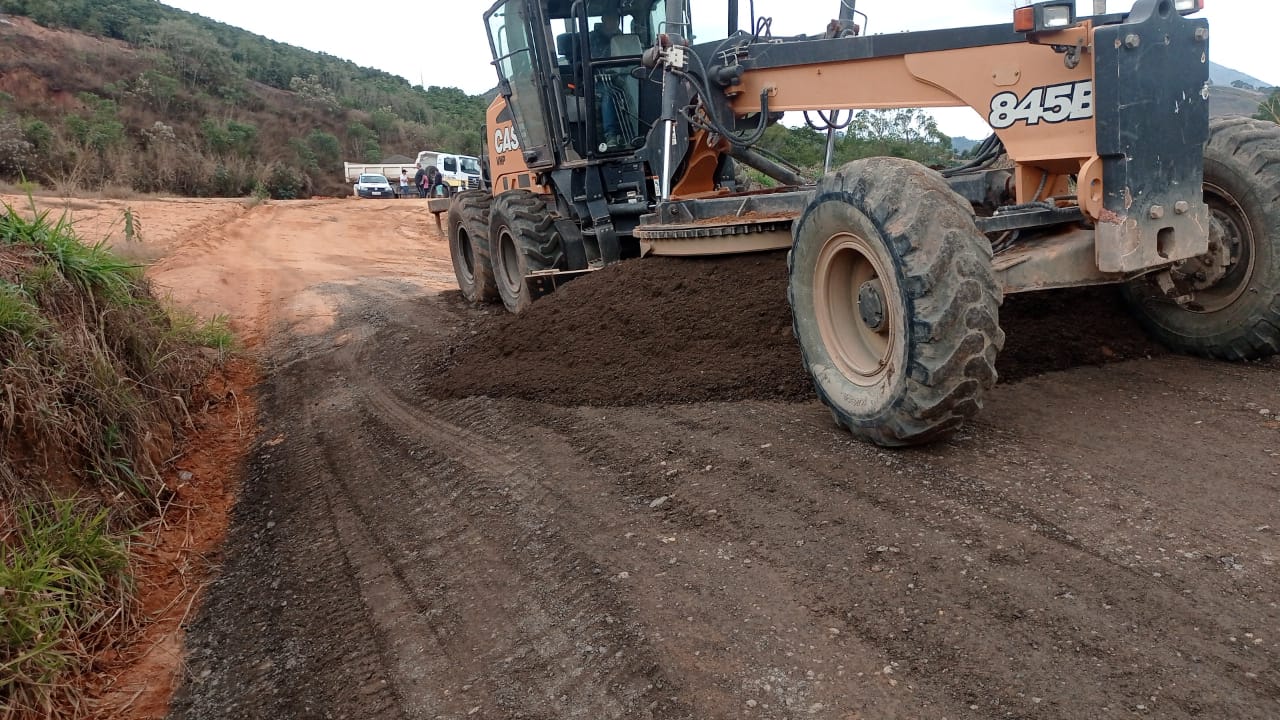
424,166 -> 436,196
413,164 -> 426,198
399,169 -> 410,198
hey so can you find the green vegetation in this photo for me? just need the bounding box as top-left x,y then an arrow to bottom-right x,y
168,309 -> 234,356
0,0 -> 490,196
756,109 -> 958,178
1,200 -> 226,716
1,501 -> 133,718
1257,89 -> 1280,124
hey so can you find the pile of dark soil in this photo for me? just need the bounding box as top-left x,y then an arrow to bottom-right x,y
425,252 -> 1167,405
426,252 -> 812,405
997,285 -> 1166,382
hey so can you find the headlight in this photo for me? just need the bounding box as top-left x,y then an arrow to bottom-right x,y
1014,1 -> 1076,33
1042,5 -> 1072,28
1175,0 -> 1204,15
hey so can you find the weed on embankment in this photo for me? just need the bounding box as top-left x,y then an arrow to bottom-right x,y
0,201 -> 228,718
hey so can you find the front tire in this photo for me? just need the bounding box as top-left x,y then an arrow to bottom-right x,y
789,157 -> 1004,447
1122,116 -> 1280,360
448,190 -> 498,304
489,190 -> 565,314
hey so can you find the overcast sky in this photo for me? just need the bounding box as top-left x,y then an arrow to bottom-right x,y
163,0 -> 1277,139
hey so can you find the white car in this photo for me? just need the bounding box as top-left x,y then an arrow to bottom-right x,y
353,174 -> 395,199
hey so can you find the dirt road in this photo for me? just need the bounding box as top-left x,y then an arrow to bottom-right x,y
29,196 -> 1276,718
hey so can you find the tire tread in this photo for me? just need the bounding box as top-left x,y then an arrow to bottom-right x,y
489,190 -> 565,313
448,190 -> 498,303
789,157 -> 1004,447
1125,116 -> 1280,361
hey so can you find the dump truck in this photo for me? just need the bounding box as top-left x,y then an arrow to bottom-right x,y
446,0 -> 1279,447
415,150 -> 484,195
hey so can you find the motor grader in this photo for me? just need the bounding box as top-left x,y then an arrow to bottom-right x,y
444,0 -> 1280,446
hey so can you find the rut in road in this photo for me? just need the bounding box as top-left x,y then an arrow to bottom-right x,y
172,280 -> 695,719
173,272 -> 1280,720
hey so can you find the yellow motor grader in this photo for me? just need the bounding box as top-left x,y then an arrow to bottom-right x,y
444,0 -> 1280,446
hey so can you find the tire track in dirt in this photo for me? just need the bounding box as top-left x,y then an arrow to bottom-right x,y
340,337 -> 700,718
170,382 -> 403,718
347,401 -> 688,718
171,236 -> 1280,720
343,291 -> 930,716
362,286 -> 1279,718
485,384 -> 1280,718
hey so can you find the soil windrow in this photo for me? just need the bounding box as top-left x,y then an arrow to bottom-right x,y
424,251 -> 1165,405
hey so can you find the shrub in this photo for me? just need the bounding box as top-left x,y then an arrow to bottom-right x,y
264,163 -> 301,200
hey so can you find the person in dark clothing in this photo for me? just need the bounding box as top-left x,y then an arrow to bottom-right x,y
589,12 -> 621,58
413,164 -> 426,198
590,13 -> 624,146
425,166 -> 446,197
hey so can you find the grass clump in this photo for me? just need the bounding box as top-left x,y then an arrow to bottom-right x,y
0,202 -> 218,511
167,308 -> 234,355
1,204 -> 142,303
0,282 -> 46,343
1,200 -> 228,717
1,501 -> 134,719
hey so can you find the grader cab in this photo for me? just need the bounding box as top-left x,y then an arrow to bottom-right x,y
446,0 -> 1280,446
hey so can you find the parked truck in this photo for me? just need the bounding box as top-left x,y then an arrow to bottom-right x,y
415,151 -> 483,196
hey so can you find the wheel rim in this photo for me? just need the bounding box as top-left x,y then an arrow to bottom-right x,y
456,227 -> 476,284
497,227 -> 522,295
1176,182 -> 1256,313
813,231 -> 900,386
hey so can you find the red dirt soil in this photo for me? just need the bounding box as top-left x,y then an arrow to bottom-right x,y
0,192 -> 453,719
86,359 -> 259,720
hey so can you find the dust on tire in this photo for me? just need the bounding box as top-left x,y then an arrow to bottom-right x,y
448,190 -> 499,304
788,157 -> 1005,447
1122,116 -> 1280,360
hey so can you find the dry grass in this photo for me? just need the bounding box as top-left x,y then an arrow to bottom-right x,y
0,199 -> 227,719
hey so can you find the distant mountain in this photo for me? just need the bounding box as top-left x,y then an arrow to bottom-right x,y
1210,85 -> 1267,118
1210,62 -> 1273,90
952,136 -> 981,154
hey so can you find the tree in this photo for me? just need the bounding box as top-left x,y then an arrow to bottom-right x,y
839,109 -> 954,167
65,93 -> 125,154
1257,89 -> 1280,125
346,122 -> 380,163
0,114 -> 35,177
145,19 -> 239,95
1232,79 -> 1258,91
306,131 -> 340,171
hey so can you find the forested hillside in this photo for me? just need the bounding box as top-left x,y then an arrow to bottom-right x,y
0,0 -> 489,197
1,1 -> 1273,199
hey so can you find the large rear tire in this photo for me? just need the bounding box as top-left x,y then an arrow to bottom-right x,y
489,190 -> 565,314
1121,116 -> 1280,360
448,190 -> 498,304
789,157 -> 1004,447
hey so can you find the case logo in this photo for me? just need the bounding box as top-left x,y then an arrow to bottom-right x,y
494,126 -> 521,154
989,81 -> 1094,129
